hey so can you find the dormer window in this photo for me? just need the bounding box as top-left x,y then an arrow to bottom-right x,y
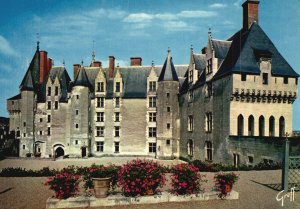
149,81 -> 156,92
55,86 -> 59,96
207,58 -> 212,74
241,73 -> 247,81
262,73 -> 268,85
189,69 -> 193,83
97,82 -> 105,92
284,77 -> 288,84
47,87 -> 51,96
116,82 -> 120,92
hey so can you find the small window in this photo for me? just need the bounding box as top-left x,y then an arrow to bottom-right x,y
40,118 -> 43,123
47,101 -> 51,110
54,101 -> 58,109
47,115 -> 51,123
149,143 -> 156,153
149,112 -> 156,122
23,133 -> 26,137
47,127 -> 51,136
284,77 -> 288,84
116,82 -> 120,92
115,112 -> 120,122
262,73 -> 268,85
166,93 -> 170,97
115,126 -> 120,137
115,97 -> 120,108
76,95 -> 79,99
295,78 -> 298,85
188,115 -> 193,132
149,81 -> 156,91
207,58 -> 212,74
188,139 -> 193,156
166,139 -> 170,145
96,112 -> 104,122
149,97 -> 156,108
114,142 -> 120,153
248,156 -> 254,164
39,131 -> 43,135
97,82 -> 105,92
23,145 -> 25,150
47,87 -> 51,96
241,73 -> 247,81
75,110 -> 79,115
55,86 -> 59,96
167,123 -> 170,129
96,97 -> 105,108
96,141 -> 104,152
75,124 -> 79,129
167,107 -> 171,112
205,112 -> 213,133
148,127 -> 157,137
23,122 -> 26,127
96,126 -> 104,137
75,140 -> 78,145
233,153 -> 240,167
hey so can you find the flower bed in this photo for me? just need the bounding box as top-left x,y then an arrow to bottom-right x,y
214,172 -> 239,199
117,159 -> 166,197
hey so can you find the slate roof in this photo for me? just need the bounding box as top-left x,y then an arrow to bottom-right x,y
193,54 -> 206,71
73,67 -> 94,91
214,23 -> 299,79
211,39 -> 232,59
158,51 -> 179,81
7,93 -> 21,101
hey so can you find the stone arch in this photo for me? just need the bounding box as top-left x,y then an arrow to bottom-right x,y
269,116 -> 275,136
237,114 -> 244,136
248,115 -> 254,136
53,144 -> 65,158
279,116 -> 285,137
259,115 -> 265,136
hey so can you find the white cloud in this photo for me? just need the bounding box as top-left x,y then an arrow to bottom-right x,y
154,13 -> 177,20
163,21 -> 196,32
178,10 -> 217,18
123,13 -> 154,23
209,3 -> 227,9
0,36 -> 18,56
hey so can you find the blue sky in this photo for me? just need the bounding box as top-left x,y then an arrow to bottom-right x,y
0,0 -> 300,129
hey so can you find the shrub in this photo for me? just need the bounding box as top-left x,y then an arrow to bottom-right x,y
214,172 -> 239,199
170,163 -> 202,195
45,172 -> 81,199
118,159 -> 166,197
0,167 -> 56,177
83,164 -> 120,192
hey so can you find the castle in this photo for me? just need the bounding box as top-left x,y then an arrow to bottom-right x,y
7,0 -> 300,164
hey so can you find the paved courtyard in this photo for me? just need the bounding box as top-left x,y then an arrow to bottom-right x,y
0,158 -> 299,209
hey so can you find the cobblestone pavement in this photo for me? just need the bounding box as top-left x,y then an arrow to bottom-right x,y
0,158 -> 299,209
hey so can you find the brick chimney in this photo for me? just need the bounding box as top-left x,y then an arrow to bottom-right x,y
242,0 -> 259,31
91,61 -> 102,67
109,56 -> 115,78
130,57 -> 142,66
39,51 -> 48,84
73,64 -> 80,80
47,58 -> 52,71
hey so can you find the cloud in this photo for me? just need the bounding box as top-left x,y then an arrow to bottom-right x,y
178,10 -> 217,18
209,3 -> 227,9
0,36 -> 18,56
123,13 -> 153,23
163,21 -> 196,32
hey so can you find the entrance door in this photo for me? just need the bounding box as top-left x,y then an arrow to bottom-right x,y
81,147 -> 86,157
55,147 -> 64,158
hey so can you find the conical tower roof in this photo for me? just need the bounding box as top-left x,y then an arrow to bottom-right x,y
158,49 -> 179,82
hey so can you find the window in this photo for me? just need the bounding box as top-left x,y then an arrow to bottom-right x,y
189,69 -> 193,83
269,116 -> 275,136
262,73 -> 268,84
23,122 -> 26,127
17,130 -> 20,137
40,118 -> 43,123
47,101 -> 51,110
149,81 -> 156,91
54,101 -> 58,109
148,127 -> 157,137
75,140 -> 78,145
167,123 -> 170,129
75,110 -> 79,115
259,116 -> 265,136
75,124 -> 79,129
115,126 -> 120,137
39,131 -> 43,135
114,142 -> 120,153
149,143 -> 156,153
96,142 -> 104,152
96,126 -> 104,137
76,95 -> 79,99
115,112 -> 120,122
115,97 -> 120,108
188,139 -> 193,156
296,78 -> 298,85
97,82 -> 104,92
166,140 -> 170,145
47,87 -> 51,96
47,127 -> 51,136
248,115 -> 254,136
167,107 -> 171,112
23,145 -> 25,150
237,114 -> 244,136
116,82 -> 120,92
96,112 -> 104,122
166,93 -> 170,98
188,115 -> 193,132
47,115 -> 51,123
205,112 -> 213,133
248,156 -> 254,164
207,58 -> 212,74
241,73 -> 247,81
149,112 -> 156,122
55,86 -> 59,96
23,133 -> 26,137
188,90 -> 194,101
96,97 -> 104,108
233,153 -> 240,167
284,77 -> 288,84
205,141 -> 213,161
207,82 -> 213,97
279,116 -> 285,137
149,97 -> 156,108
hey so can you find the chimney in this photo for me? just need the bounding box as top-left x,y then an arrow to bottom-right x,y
130,57 -> 142,66
109,56 -> 115,78
73,64 -> 80,80
47,58 -> 52,71
91,61 -> 102,67
201,47 -> 207,55
242,0 -> 259,31
39,51 -> 48,84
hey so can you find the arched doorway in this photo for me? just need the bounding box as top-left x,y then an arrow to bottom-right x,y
55,147 -> 64,158
81,147 -> 87,158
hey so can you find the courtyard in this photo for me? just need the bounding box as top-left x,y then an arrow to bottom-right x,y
0,157 -> 299,209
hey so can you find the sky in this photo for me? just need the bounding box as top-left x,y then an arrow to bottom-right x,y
0,0 -> 300,129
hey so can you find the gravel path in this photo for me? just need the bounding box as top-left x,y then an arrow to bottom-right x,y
0,158 -> 299,209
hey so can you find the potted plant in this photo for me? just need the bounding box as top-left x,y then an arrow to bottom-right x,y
118,159 -> 166,197
214,172 -> 239,199
83,164 -> 119,198
45,172 -> 81,199
170,163 -> 202,195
